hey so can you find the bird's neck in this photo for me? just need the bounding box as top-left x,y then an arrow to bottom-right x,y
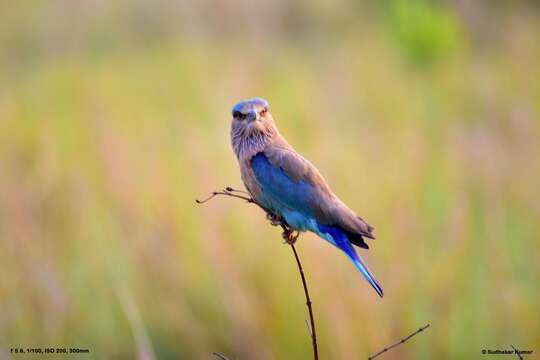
231,126 -> 278,161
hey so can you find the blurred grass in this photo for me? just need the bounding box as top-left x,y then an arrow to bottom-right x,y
1,1 -> 540,359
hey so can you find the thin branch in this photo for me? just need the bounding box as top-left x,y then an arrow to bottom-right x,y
510,345 -> 523,360
291,244 -> 318,360
196,187 -> 318,360
196,188 -> 267,212
195,190 -> 253,205
368,323 -> 431,360
305,319 -> 313,338
224,186 -> 250,195
212,352 -> 231,360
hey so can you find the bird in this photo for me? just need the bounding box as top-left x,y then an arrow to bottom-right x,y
230,97 -> 383,297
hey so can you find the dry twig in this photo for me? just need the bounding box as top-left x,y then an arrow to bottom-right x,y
368,323 -> 431,360
290,242 -> 318,360
212,352 -> 231,360
510,345 -> 523,360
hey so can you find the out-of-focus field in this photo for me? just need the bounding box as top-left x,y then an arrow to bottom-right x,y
1,1 -> 539,359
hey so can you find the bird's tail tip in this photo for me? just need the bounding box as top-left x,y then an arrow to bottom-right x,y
352,256 -> 384,298
317,224 -> 384,298
371,277 -> 384,298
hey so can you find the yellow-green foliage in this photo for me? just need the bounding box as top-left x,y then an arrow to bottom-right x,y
1,1 -> 539,359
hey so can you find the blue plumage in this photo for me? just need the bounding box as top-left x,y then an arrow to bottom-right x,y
251,153 -> 315,217
232,98 -> 268,116
251,152 -> 384,297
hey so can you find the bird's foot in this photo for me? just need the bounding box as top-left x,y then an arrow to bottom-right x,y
266,212 -> 283,227
282,228 -> 300,245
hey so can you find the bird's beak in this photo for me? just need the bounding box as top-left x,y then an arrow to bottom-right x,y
247,110 -> 257,122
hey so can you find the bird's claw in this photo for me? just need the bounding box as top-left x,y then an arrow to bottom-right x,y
266,212 -> 283,227
282,228 -> 300,245
264,212 -> 299,243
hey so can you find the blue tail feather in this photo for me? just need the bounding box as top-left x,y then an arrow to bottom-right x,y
317,224 -> 384,298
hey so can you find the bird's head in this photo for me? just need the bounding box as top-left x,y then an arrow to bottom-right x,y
230,97 -> 276,136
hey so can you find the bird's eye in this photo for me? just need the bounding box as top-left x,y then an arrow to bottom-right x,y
233,111 -> 245,120
260,108 -> 267,116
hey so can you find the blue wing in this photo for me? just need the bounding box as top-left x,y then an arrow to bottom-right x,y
250,152 -> 317,218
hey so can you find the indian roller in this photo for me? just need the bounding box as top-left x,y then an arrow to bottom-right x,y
230,97 -> 383,297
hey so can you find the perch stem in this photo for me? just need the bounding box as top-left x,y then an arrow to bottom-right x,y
291,243 -> 318,360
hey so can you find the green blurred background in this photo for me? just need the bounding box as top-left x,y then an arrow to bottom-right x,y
1,0 -> 539,359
